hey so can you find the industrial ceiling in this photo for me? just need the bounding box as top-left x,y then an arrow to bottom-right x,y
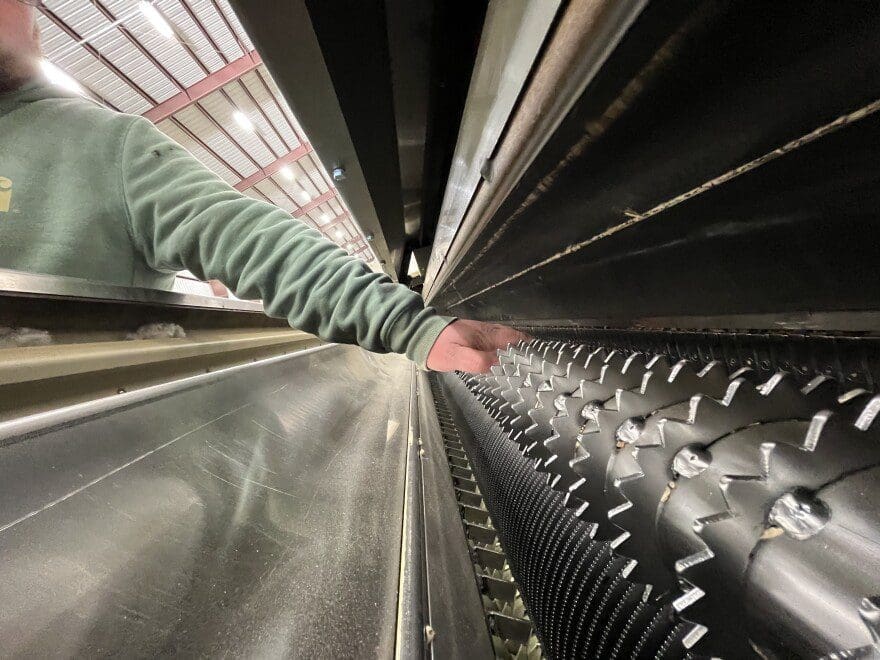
36,0 -> 376,266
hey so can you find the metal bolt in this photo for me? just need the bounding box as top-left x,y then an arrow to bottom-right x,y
581,400 -> 604,422
331,166 -> 346,182
615,417 -> 645,446
672,446 -> 711,478
767,491 -> 829,540
554,394 -> 568,413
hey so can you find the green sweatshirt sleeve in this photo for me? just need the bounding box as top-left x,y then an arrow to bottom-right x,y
120,117 -> 453,366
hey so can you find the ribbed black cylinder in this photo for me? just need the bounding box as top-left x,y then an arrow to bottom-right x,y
443,375 -> 685,659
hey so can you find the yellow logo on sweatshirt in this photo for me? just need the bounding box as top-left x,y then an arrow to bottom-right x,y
0,177 -> 11,213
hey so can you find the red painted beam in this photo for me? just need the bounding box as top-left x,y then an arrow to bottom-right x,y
145,51 -> 264,123
351,246 -> 373,259
294,190 -> 336,218
326,229 -> 352,243
339,236 -> 366,250
233,143 -> 313,192
318,214 -> 350,232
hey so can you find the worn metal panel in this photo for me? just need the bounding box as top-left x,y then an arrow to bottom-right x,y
425,0 -> 649,300
425,0 -> 562,290
417,372 -> 494,659
230,0 -> 398,278
0,345 -> 411,658
430,1 -> 880,331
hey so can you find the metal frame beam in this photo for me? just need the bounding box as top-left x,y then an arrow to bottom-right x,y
294,190 -> 335,218
318,214 -> 350,232
43,0 -> 368,259
144,51 -> 264,122
234,143 -> 313,191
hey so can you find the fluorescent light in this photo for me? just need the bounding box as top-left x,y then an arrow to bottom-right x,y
299,191 -> 310,202
279,166 -> 294,181
138,1 -> 176,40
335,230 -> 344,239
40,60 -> 84,96
321,213 -> 330,222
233,110 -> 255,132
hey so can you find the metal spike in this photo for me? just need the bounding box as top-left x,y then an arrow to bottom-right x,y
855,395 -> 880,431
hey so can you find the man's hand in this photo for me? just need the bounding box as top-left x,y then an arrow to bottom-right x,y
426,319 -> 531,373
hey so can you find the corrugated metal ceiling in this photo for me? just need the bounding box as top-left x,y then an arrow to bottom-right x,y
36,0 -> 375,264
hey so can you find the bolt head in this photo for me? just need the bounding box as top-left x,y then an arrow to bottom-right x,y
581,400 -> 604,422
672,446 -> 711,478
615,416 -> 645,445
331,166 -> 346,182
767,491 -> 829,540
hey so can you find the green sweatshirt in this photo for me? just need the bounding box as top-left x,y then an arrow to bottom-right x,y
0,80 -> 452,365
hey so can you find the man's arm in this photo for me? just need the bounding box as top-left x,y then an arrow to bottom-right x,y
119,118 -> 525,369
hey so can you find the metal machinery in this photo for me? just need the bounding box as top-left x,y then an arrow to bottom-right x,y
3,1 -> 880,658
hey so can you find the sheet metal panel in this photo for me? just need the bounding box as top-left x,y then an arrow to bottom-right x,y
36,13 -> 150,113
0,345 -> 411,657
429,2 -> 880,330
188,0 -> 247,62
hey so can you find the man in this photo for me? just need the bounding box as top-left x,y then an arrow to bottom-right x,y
0,0 -> 526,372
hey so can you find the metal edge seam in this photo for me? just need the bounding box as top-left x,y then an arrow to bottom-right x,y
0,342 -> 336,446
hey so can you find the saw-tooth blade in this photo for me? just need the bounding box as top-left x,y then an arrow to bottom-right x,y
544,430 -> 576,464
449,342 -> 880,657
460,503 -> 491,525
474,545 -> 507,571
480,573 -> 518,603
488,612 -> 533,646
746,465 -> 880,656
540,355 -> 567,381
453,475 -> 479,493
466,521 -> 498,545
599,352 -> 650,390
456,488 -> 483,508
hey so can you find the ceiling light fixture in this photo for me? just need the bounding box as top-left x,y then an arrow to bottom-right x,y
138,1 -> 176,40
279,166 -> 294,181
321,213 -> 330,222
299,191 -> 310,202
233,110 -> 255,132
40,60 -> 84,96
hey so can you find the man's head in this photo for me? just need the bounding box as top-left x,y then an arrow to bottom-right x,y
0,0 -> 41,92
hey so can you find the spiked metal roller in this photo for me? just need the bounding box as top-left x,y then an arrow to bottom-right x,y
442,339 -> 880,658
